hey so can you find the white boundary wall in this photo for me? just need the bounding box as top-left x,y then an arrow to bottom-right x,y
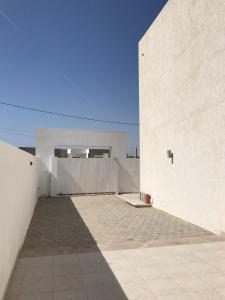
0,141 -> 38,300
139,0 -> 225,234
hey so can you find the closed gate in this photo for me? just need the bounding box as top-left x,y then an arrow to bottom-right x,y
51,158 -> 118,196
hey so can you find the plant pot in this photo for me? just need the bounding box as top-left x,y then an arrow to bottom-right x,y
144,194 -> 151,205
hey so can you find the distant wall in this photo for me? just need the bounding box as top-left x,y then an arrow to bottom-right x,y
139,0 -> 225,234
0,141 -> 38,300
36,128 -> 128,196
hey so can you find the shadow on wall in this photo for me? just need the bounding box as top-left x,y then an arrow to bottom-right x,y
20,197 -> 129,299
50,158 -> 83,196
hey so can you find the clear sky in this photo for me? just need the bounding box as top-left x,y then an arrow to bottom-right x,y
0,0 -> 167,154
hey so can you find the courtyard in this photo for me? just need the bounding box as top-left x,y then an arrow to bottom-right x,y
5,195 -> 225,299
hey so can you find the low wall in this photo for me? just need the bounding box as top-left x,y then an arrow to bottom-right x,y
0,141 -> 38,300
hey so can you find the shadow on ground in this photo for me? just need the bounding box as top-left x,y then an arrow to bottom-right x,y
7,197 -> 129,300
6,196 -> 225,299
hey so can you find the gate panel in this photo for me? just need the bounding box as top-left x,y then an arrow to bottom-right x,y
52,158 -> 118,195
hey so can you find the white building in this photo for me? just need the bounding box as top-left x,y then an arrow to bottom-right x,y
139,0 -> 225,234
36,128 -> 130,196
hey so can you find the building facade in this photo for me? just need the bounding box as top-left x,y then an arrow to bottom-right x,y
139,0 -> 225,234
36,128 -> 128,195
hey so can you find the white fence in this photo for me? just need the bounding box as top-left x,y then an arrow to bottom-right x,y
51,158 -> 139,196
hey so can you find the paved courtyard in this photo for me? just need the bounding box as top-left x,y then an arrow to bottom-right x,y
5,195 -> 225,299
20,195 -> 217,257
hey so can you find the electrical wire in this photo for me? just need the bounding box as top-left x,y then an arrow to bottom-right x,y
0,100 -> 139,126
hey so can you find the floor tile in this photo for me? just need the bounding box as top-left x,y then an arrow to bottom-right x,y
78,252 -> 104,262
144,246 -> 170,256
120,280 -> 158,300
53,274 -> 84,291
53,254 -> 79,265
187,261 -> 218,274
200,273 -> 225,289
173,275 -> 211,292
15,259 -> 29,269
194,251 -> 218,262
18,292 -> 53,300
26,256 -> 53,268
6,280 -> 22,296
80,260 -> 109,274
165,244 -> 206,255
4,295 -> 18,300
147,278 -> 183,296
53,262 -> 82,276
218,288 -> 225,296
151,254 -> 180,266
22,276 -> 53,293
162,263 -> 194,277
11,266 -> 26,281
54,289 -> 88,300
202,242 -> 225,251
137,265 -> 168,280
189,290 -> 225,300
173,252 -> 202,264
25,265 -> 53,280
157,293 -> 193,300
86,287 -> 127,300
109,267 -> 143,284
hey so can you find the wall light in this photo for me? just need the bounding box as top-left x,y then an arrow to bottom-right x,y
167,150 -> 174,164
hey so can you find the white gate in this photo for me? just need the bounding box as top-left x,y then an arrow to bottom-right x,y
51,158 -> 118,196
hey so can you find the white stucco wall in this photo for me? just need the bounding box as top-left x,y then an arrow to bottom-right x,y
0,141 -> 38,300
36,128 -> 128,195
139,0 -> 225,234
117,158 -> 140,193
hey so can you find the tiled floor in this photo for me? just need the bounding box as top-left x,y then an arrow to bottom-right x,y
5,195 -> 225,299
6,241 -> 225,299
20,196 -> 219,257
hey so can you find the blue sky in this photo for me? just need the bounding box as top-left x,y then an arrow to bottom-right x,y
0,0 -> 167,154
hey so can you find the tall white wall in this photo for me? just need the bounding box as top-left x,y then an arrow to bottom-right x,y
139,0 -> 225,234
36,128 -> 128,196
0,141 -> 38,300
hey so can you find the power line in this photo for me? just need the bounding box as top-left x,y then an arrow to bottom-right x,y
0,100 -> 139,126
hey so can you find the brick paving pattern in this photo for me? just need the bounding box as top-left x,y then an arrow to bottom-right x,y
20,195 -> 217,257
6,195 -> 225,300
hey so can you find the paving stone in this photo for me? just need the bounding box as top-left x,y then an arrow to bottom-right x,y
53,274 -> 84,291
54,289 -> 88,300
18,292 -> 53,300
22,276 -> 53,293
20,196 -> 218,257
